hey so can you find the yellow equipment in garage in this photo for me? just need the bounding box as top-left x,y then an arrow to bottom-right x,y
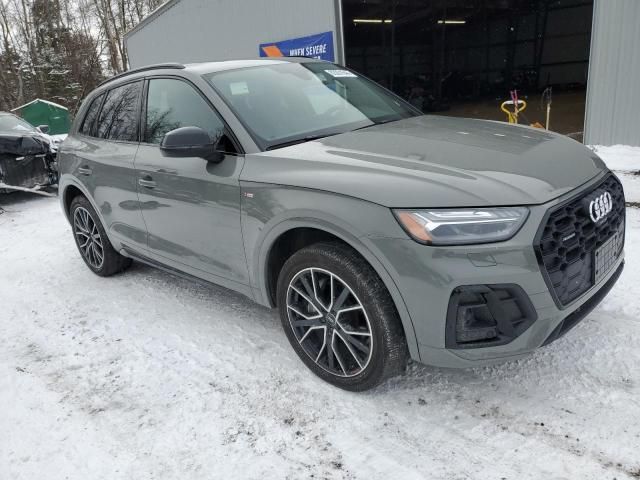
501,99 -> 527,124
501,88 -> 551,130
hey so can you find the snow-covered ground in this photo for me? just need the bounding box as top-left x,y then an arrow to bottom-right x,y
591,145 -> 640,204
1,147 -> 639,480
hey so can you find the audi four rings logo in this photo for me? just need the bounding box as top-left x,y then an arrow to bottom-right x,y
589,191 -> 613,223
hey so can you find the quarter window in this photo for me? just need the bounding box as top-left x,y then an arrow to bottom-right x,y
79,93 -> 104,137
144,78 -> 225,145
96,81 -> 142,142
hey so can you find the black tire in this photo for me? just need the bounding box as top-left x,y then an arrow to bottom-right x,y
277,242 -> 407,391
69,195 -> 132,277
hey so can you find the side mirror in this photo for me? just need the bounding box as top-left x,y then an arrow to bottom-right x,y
37,124 -> 50,134
160,126 -> 224,162
18,135 -> 49,155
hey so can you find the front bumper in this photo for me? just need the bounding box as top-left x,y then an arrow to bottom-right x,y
368,172 -> 626,368
0,134 -> 57,194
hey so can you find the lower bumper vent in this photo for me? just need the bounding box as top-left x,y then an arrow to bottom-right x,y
446,284 -> 537,349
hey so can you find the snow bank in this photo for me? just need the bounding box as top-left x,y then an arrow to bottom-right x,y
591,145 -> 640,172
593,145 -> 640,203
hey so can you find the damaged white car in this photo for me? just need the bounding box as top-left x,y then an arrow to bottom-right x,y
0,112 -> 59,196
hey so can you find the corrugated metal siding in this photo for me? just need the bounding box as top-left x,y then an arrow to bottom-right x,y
585,0 -> 640,146
126,0 -> 338,68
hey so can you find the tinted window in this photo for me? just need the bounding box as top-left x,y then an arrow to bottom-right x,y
79,94 -> 103,136
96,81 -> 142,142
144,78 -> 225,145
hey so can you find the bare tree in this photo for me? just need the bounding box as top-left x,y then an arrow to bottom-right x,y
0,0 -> 164,113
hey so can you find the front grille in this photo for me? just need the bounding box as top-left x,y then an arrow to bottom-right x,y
542,262 -> 624,347
535,175 -> 625,307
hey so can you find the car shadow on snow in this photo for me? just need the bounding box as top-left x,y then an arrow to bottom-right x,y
123,260 -> 279,325
0,191 -> 54,211
120,257 -> 610,399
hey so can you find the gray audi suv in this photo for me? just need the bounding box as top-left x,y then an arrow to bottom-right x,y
58,58 -> 625,390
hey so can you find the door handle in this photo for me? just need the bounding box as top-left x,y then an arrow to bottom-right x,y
78,166 -> 92,176
138,176 -> 157,189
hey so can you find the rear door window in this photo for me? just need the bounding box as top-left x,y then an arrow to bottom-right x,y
96,81 -> 142,142
79,93 -> 104,137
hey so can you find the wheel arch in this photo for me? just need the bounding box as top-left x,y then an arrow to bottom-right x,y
59,176 -> 109,234
257,218 -> 421,361
62,184 -> 84,217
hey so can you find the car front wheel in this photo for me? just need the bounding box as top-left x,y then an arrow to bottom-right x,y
277,242 -> 407,391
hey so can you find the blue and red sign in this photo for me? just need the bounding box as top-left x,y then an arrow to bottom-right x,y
259,31 -> 335,62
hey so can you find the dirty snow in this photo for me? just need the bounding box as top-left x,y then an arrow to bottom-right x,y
1,146 -> 640,480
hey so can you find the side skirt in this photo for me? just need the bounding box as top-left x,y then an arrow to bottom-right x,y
119,245 -> 258,304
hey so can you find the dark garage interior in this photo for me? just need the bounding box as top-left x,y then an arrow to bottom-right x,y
342,0 -> 593,138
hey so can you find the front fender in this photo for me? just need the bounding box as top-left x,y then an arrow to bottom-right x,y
241,183 -> 420,361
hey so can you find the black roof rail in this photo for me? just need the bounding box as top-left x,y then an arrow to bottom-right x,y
98,63 -> 185,87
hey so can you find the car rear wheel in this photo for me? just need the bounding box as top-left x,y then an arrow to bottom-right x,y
277,242 -> 407,391
70,196 -> 132,276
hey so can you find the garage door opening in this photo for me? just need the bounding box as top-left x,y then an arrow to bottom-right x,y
342,0 -> 594,140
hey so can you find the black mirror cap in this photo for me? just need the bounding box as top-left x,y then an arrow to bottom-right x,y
37,125 -> 50,134
161,126 -> 210,149
160,126 -> 223,162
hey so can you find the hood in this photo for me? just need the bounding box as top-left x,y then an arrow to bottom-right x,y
0,133 -> 50,157
244,115 -> 607,208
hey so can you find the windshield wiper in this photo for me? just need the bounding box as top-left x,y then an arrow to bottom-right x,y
266,133 -> 333,151
353,118 -> 398,132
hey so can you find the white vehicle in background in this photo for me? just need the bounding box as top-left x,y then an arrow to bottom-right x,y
37,130 -> 68,154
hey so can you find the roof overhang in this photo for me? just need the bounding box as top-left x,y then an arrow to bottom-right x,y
124,0 -> 183,40
11,98 -> 68,112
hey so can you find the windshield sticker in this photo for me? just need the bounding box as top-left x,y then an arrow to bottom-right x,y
229,82 -> 249,95
325,70 -> 357,78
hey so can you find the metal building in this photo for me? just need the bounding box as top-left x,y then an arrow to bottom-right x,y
125,0 -> 640,146
584,0 -> 640,146
125,0 -> 344,65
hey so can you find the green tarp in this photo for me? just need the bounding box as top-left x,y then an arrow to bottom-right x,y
11,99 -> 70,135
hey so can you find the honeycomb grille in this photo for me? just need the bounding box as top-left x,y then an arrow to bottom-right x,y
535,175 -> 625,307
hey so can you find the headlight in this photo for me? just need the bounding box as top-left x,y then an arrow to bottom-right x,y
393,207 -> 529,245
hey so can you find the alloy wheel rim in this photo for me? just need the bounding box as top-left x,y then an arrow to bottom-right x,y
286,267 -> 373,377
73,207 -> 104,269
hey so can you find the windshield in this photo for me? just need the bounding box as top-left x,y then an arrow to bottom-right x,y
0,114 -> 37,134
204,62 -> 419,150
